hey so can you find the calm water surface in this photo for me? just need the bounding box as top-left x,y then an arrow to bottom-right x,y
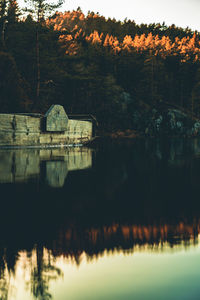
1,139 -> 200,300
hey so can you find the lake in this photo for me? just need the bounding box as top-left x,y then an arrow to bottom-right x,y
1,138 -> 200,300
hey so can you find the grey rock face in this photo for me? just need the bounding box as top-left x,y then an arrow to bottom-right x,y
192,122 -> 200,135
155,115 -> 163,131
133,106 -> 200,137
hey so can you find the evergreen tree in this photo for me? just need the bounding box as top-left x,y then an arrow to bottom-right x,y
7,0 -> 20,23
23,0 -> 65,103
0,52 -> 30,112
0,0 -> 8,49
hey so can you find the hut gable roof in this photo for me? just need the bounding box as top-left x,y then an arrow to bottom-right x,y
45,105 -> 68,132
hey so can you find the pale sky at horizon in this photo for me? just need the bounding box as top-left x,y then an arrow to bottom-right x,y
18,0 -> 200,31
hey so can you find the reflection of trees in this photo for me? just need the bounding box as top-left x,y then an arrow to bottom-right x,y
0,219 -> 199,300
0,248 -> 19,300
0,258 -> 8,300
0,279 -> 8,300
48,220 -> 200,264
30,246 -> 63,300
0,245 -> 63,300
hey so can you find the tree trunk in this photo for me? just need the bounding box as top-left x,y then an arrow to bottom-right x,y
1,18 -> 6,49
36,27 -> 40,102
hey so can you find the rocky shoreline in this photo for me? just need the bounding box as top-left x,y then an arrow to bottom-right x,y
139,108 -> 200,137
98,106 -> 200,139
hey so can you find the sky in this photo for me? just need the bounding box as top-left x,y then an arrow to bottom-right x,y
18,0 -> 200,31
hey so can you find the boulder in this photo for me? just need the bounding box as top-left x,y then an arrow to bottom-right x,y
192,121 -> 200,136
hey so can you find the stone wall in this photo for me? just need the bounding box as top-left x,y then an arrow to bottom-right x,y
66,119 -> 93,143
0,113 -> 41,132
0,107 -> 93,146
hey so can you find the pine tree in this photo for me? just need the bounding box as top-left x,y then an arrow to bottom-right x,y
0,0 -> 20,49
23,0 -> 65,103
0,52 -> 30,112
7,0 -> 20,23
0,0 -> 8,49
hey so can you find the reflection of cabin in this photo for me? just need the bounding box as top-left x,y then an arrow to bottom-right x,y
0,105 -> 95,147
0,147 -> 92,188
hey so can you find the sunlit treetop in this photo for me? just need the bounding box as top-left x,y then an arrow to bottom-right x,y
45,11 -> 200,61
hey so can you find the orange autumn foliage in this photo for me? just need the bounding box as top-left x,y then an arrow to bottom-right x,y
47,12 -> 200,61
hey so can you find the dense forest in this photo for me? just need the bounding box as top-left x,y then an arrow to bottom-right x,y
1,0 -> 200,131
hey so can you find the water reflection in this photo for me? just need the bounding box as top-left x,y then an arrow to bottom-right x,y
0,220 -> 200,300
1,138 -> 200,299
30,247 -> 63,300
0,248 -> 63,300
0,147 -> 92,187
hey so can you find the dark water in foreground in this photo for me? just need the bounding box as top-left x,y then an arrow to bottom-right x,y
1,138 -> 200,299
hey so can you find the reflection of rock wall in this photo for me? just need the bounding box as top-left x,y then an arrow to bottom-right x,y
147,138 -> 200,164
39,148 -> 92,170
67,148 -> 93,171
0,150 -> 40,183
0,148 -> 92,187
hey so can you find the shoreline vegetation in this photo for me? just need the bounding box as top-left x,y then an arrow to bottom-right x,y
1,2 -> 200,137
